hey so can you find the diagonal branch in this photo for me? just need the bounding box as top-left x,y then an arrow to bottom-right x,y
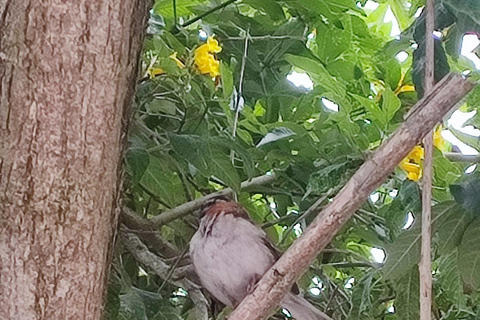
121,228 -> 209,320
228,73 -> 476,320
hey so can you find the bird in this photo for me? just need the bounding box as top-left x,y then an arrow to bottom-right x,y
189,196 -> 331,320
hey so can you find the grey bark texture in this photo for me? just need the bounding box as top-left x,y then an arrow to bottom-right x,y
0,0 -> 149,318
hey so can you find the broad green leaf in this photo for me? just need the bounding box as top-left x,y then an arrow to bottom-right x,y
153,0 -> 207,18
256,127 -> 296,147
352,94 -> 386,129
450,172 -> 480,215
412,39 -> 450,98
348,272 -> 374,319
140,157 -> 186,208
436,203 -> 473,254
388,0 -> 412,30
307,156 -> 363,195
395,267 -> 419,320
209,156 -> 241,193
437,250 -> 467,307
169,134 -> 210,176
382,218 -> 421,280
433,149 -> 462,201
244,0 -> 286,21
119,291 -> 148,320
126,148 -> 150,185
211,137 -> 256,178
383,202 -> 455,279
315,19 -> 352,63
284,54 -> 346,97
382,87 -> 401,124
448,126 -> 480,151
149,99 -> 177,115
458,218 -> 480,290
220,62 -> 234,100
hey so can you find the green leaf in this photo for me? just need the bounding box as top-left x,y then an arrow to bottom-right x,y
169,134 -> 210,176
256,127 -> 296,147
448,126 -> 480,151
395,267 -> 420,320
244,0 -> 286,21
436,204 -> 473,254
126,148 -> 150,185
153,0 -> 206,18
149,99 -> 177,115
352,94 -> 386,129
437,250 -> 467,306
119,291 -> 148,320
382,87 -> 401,124
450,172 -> 480,215
220,62 -> 234,100
388,0 -> 412,30
412,39 -> 450,98
209,156 -> 241,193
458,218 -> 480,290
284,54 -> 346,98
348,272 -> 374,319
315,19 -> 352,63
383,202 -> 455,279
140,157 -> 186,207
383,217 -> 421,280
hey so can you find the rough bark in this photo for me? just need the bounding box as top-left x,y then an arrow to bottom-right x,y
0,0 -> 149,318
228,73 -> 475,320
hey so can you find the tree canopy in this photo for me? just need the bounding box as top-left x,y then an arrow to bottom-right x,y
108,0 -> 480,319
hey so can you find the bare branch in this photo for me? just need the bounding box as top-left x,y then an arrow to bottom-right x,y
121,208 -> 179,259
420,1 -> 435,319
149,173 -> 276,227
121,228 -> 209,320
228,73 -> 476,320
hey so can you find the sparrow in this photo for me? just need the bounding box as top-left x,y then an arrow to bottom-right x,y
189,196 -> 331,320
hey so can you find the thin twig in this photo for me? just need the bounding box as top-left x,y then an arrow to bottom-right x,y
158,246 -> 189,293
279,190 -> 333,246
420,0 -> 435,319
181,0 -> 238,28
230,28 -> 250,166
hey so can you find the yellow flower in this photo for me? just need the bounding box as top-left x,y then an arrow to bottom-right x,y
399,161 -> 423,181
146,67 -> 165,79
194,36 -> 222,77
409,145 -> 424,163
394,84 -> 415,95
169,52 -> 185,68
399,145 -> 424,181
433,125 -> 446,150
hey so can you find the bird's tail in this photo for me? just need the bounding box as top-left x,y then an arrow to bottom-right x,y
281,292 -> 332,320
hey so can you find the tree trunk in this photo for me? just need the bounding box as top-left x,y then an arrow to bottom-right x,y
0,0 -> 149,318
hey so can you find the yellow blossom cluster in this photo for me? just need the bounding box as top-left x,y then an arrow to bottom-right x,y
399,145 -> 424,181
194,36 -> 222,77
399,127 -> 447,181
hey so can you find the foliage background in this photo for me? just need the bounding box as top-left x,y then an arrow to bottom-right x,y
106,0 -> 480,319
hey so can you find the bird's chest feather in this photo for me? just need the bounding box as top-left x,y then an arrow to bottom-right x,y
190,214 -> 275,306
